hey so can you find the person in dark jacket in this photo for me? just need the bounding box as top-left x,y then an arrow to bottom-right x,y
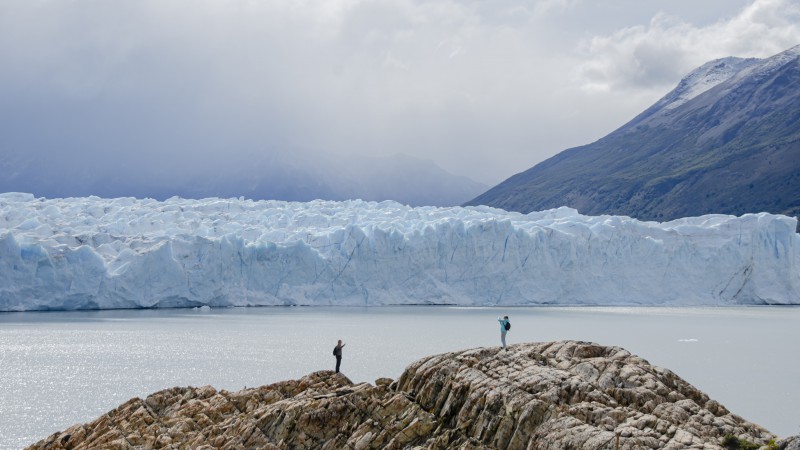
333,339 -> 346,373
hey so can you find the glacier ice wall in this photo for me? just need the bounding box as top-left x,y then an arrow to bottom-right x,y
1,193 -> 798,311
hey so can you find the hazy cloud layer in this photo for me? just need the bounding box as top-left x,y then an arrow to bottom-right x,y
576,0 -> 800,93
0,0 -> 798,186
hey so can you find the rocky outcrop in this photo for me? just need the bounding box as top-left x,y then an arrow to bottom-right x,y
28,341 -> 778,449
395,342 -> 777,450
781,435 -> 800,450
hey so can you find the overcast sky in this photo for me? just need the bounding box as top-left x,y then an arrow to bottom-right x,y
1,0 -> 799,185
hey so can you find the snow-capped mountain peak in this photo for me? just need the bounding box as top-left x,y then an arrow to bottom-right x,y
466,45 -> 800,221
657,57 -> 759,111
724,43 -> 800,86
648,44 -> 800,115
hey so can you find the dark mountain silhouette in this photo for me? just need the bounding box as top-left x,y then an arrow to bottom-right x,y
466,45 -> 800,221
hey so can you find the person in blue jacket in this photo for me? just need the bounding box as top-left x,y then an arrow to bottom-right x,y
498,316 -> 510,350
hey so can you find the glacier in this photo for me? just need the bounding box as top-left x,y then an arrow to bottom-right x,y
0,193 -> 798,311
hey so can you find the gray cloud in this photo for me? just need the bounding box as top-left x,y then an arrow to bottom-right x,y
575,0 -> 800,94
0,0 -> 797,187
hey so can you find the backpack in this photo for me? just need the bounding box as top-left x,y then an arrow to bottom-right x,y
504,321 -> 511,331
333,347 -> 337,356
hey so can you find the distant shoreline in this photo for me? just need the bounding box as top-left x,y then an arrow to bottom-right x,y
3,302 -> 800,315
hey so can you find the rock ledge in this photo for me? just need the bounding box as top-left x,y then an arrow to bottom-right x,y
29,341 -> 786,449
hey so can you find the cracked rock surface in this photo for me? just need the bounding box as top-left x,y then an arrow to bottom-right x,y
28,341 -> 783,449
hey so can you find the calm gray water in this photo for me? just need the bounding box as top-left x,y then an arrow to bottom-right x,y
1,306 -> 798,449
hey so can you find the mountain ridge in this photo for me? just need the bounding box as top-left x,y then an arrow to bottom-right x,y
0,150 -> 487,207
467,45 -> 800,221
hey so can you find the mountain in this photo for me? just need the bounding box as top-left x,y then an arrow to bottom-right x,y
172,150 -> 489,207
466,46 -> 800,221
0,150 -> 487,207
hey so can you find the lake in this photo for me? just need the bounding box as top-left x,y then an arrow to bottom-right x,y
1,306 -> 798,449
